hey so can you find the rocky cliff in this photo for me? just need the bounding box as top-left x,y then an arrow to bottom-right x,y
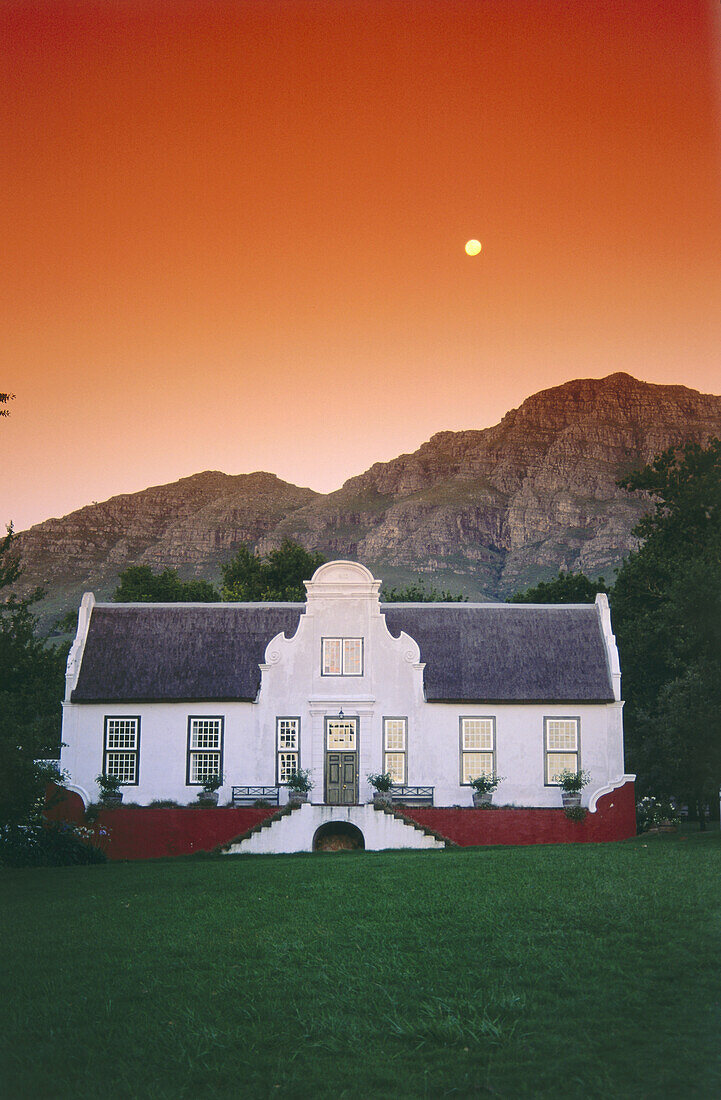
14,373 -> 721,625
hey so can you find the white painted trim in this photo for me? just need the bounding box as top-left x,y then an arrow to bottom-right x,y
588,774 -> 636,813
596,592 -> 622,702
64,593 -> 95,701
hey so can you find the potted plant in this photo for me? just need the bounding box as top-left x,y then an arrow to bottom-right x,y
96,772 -> 123,807
286,768 -> 313,805
469,773 -> 504,807
367,772 -> 394,808
197,773 -> 224,806
555,768 -> 590,809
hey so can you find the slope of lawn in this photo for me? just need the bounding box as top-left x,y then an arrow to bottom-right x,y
1,830 -> 720,1099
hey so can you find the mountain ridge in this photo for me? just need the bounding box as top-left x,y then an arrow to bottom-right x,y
13,373 -> 721,625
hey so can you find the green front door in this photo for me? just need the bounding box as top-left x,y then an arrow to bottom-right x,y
325,718 -> 358,804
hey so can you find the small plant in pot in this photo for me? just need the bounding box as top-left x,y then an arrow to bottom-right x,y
96,772 -> 124,807
197,773 -> 224,806
555,768 -> 590,809
367,772 -> 394,808
469,773 -> 504,807
286,769 -> 313,805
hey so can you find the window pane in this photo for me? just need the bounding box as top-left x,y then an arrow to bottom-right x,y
278,752 -> 299,783
546,720 -> 578,751
384,752 -> 405,784
106,718 -> 138,750
462,751 -> 494,783
546,752 -> 578,784
461,718 -> 494,751
322,638 -> 342,675
327,720 -> 357,749
191,751 -> 221,783
106,751 -> 137,783
343,638 -> 363,675
277,719 -> 299,750
384,719 -> 406,751
190,718 -> 222,750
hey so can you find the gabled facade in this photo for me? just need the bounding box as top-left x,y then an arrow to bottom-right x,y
60,560 -> 631,819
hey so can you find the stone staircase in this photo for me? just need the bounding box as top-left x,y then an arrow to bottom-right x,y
221,802 -> 447,855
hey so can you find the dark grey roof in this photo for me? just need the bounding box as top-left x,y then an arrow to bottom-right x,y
71,604 -> 305,702
381,604 -> 614,702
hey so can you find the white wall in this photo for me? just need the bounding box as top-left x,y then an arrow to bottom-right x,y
60,561 -> 626,809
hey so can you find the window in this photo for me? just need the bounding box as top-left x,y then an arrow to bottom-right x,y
321,637 -> 363,676
544,718 -> 579,785
104,717 -> 140,785
187,717 -> 224,785
460,717 -> 495,784
277,717 -> 300,783
383,718 -> 407,784
326,719 -> 357,749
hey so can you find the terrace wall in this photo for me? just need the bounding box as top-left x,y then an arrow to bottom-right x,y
46,780 -> 636,859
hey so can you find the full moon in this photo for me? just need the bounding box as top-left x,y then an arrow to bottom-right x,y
465,239 -> 482,256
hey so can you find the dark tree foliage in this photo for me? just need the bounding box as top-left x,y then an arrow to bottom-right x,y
113,565 -> 219,603
0,527 -> 67,826
612,438 -> 721,826
0,392 -> 13,416
221,540 -> 326,602
381,578 -> 467,602
507,571 -> 609,604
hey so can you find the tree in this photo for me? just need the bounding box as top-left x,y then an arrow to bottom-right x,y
508,571 -> 609,604
612,438 -> 721,825
113,565 -> 219,603
0,527 -> 67,825
0,392 -> 13,417
381,578 -> 467,602
221,540 -> 325,602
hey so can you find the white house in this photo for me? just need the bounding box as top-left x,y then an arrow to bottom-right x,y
60,561 -> 629,832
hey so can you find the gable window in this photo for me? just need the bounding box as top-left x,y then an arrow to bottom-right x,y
460,717 -> 495,784
187,717 -> 224,785
544,718 -> 579,785
104,717 -> 140,785
321,637 -> 363,676
383,718 -> 407,784
277,717 -> 300,784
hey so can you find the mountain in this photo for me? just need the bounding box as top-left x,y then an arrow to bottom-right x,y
14,373 -> 721,626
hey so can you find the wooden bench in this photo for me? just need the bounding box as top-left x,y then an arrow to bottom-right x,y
390,785 -> 434,807
231,785 -> 280,807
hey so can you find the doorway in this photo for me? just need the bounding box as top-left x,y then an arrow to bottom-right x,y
325,717 -> 358,804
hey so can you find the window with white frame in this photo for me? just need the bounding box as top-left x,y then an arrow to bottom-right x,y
321,637 -> 363,676
383,718 -> 407,785
104,717 -> 140,785
460,717 -> 495,784
187,717 -> 224,785
544,718 -> 579,785
277,717 -> 300,783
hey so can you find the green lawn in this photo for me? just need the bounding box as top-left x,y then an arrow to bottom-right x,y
2,830 -> 720,1099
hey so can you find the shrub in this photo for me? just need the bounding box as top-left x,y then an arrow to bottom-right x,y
636,796 -> 680,834
469,774 -> 504,794
286,769 -> 313,793
564,805 -> 588,822
555,768 -> 591,794
367,772 -> 394,793
0,823 -> 107,867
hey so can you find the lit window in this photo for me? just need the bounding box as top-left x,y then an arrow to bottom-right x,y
277,718 -> 300,783
383,718 -> 407,784
104,717 -> 140,785
326,719 -> 357,749
544,718 -> 579,784
322,638 -> 363,676
187,717 -> 223,785
460,717 -> 495,784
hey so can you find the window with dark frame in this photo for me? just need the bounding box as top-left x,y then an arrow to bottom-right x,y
321,637 -> 363,676
187,717 -> 224,785
460,717 -> 495,784
104,717 -> 140,785
276,717 -> 300,783
544,718 -> 579,785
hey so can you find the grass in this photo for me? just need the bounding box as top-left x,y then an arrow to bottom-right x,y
1,829 -> 720,1099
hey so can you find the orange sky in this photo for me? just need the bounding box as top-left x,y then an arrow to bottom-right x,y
3,0 -> 721,532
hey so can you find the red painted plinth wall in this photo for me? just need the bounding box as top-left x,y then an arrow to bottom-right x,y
45,781 -> 636,860
45,788 -> 277,860
403,781 -> 637,846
